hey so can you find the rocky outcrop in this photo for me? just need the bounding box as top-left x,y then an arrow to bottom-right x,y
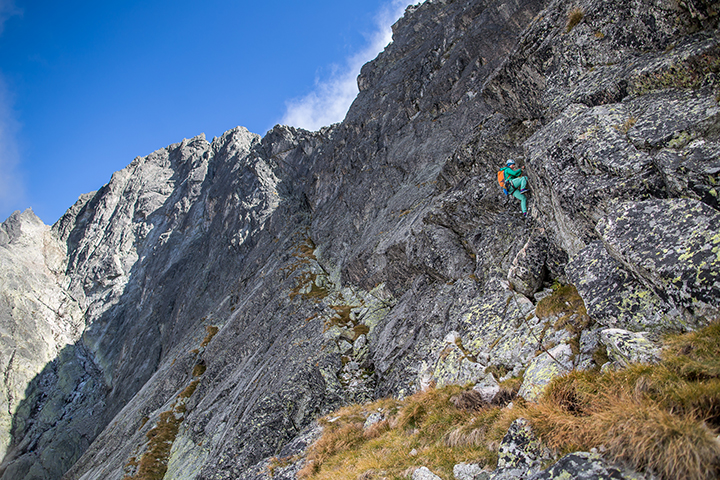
0,210 -> 84,474
0,0 -> 718,478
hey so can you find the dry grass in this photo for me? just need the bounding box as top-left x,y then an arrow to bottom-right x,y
300,322 -> 720,480
299,387 -> 516,480
518,321 -> 720,479
200,325 -> 219,347
178,379 -> 200,399
192,363 -> 207,377
565,8 -> 584,32
123,406 -> 185,480
536,284 -> 587,322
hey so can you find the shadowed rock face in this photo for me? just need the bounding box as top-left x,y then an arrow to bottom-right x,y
0,0 -> 718,479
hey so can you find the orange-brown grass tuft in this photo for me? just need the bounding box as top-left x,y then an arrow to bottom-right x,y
200,325 -> 219,347
663,321 -> 720,380
178,379 -> 200,399
565,8 -> 584,32
299,386 -> 513,480
363,419 -> 391,440
519,321 -> 720,479
298,420 -> 365,478
124,408 -> 184,480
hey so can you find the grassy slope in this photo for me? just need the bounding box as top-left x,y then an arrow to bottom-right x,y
295,322 -> 720,480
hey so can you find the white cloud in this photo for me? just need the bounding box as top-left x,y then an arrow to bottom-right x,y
281,0 -> 424,131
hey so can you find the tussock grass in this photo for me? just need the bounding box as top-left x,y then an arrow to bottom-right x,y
192,363 -> 206,377
301,322 -> 720,480
536,284 -> 586,321
565,8 -> 584,32
299,387 -> 516,480
519,321 -> 720,480
200,325 -> 219,347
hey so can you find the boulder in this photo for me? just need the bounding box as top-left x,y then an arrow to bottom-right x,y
530,452 -> 649,480
413,466 -> 442,480
597,198 -> 720,327
567,241 -> 682,331
454,462 -> 489,480
518,344 -> 574,401
600,329 -> 661,368
491,418 -> 548,480
473,374 -> 501,403
508,231 -> 548,298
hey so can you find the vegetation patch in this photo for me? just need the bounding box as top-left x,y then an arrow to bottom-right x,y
298,386 -> 517,480
192,363 -> 207,377
536,284 -> 586,321
519,321 -> 720,480
300,323 -> 720,480
565,8 -> 584,33
200,325 -> 219,347
290,272 -> 329,300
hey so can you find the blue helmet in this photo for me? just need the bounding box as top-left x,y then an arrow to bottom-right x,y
506,159 -> 516,166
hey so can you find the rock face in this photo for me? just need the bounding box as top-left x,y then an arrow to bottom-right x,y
0,0 -> 718,479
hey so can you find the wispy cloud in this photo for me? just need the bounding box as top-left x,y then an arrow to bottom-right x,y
0,76 -> 25,220
281,0 -> 424,131
0,0 -> 19,35
0,1 -> 25,220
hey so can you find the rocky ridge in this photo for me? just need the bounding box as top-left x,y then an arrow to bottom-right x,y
0,0 -> 718,479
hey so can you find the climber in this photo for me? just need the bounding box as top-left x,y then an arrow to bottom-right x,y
502,159 -> 529,216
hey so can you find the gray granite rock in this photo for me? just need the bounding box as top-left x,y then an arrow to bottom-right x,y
455,462 -> 490,480
567,241 -> 682,331
414,466 -> 443,480
0,0 -> 718,478
491,418 -> 549,480
597,198 -> 720,327
600,328 -> 662,368
518,344 -> 574,401
530,452 -> 650,480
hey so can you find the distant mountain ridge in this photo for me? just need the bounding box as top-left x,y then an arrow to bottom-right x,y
0,0 -> 718,478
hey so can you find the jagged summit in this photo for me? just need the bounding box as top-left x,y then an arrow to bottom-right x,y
0,0 -> 718,479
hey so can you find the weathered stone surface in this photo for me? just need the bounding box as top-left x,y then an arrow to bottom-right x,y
508,230 -> 548,297
518,344 -> 574,401
472,374 -> 500,403
600,328 -> 661,368
567,241 -> 681,331
0,0 -> 719,478
530,452 -> 649,480
414,466 -> 443,480
491,418 -> 549,480
597,198 -> 720,327
455,462 -> 489,480
0,210 -> 84,475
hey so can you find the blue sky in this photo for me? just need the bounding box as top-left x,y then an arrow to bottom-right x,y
0,1 -> 419,224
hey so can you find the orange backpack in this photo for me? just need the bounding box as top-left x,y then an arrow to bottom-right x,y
497,170 -> 513,195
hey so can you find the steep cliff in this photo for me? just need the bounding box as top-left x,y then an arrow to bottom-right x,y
0,0 -> 718,479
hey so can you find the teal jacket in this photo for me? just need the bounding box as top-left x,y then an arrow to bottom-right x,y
503,166 -> 523,180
